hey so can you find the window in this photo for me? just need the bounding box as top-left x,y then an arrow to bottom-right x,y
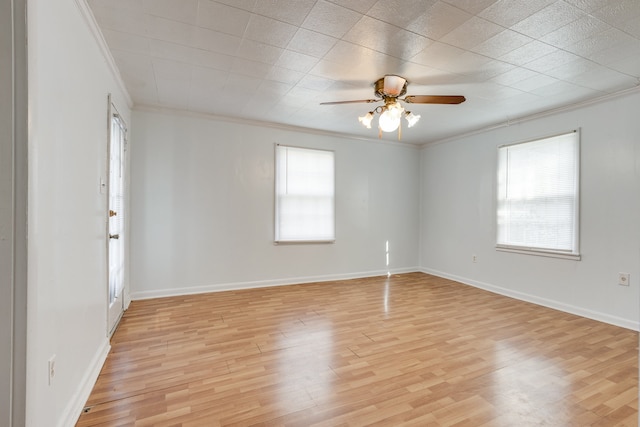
496,130 -> 580,259
275,145 -> 335,243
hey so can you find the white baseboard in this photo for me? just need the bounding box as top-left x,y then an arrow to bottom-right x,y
60,339 -> 111,427
420,267 -> 639,331
131,267 -> 419,300
133,266 -> 638,330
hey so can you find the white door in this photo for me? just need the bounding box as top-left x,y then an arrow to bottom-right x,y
107,105 -> 127,336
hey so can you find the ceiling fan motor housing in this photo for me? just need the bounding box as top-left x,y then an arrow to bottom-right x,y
375,75 -> 407,98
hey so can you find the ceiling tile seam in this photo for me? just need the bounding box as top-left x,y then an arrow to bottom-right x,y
339,11 -> 481,52
143,11 -> 197,27
325,0 -> 376,16
199,4 -> 335,76
109,26 -> 289,79
514,69 -> 581,89
341,14 -> 524,75
589,1 -> 640,28
294,2 -> 488,62
133,4 -> 294,56
355,1 -> 482,37
558,10 -> 640,51
493,27 -> 603,70
298,0 -> 320,26
108,31 -> 262,75
300,33 -> 511,83
276,12 -> 383,89
566,1 -> 604,15
613,27 -> 640,41
95,1 -> 640,71
97,8 -> 343,58
284,29 -> 340,62
132,6 -> 416,67
440,0 -> 485,13
582,8 -> 640,43
105,3 -> 629,88
243,0 -> 321,33
150,46 -> 232,75
93,26 -> 219,61
113,4 -> 577,68
508,22 -> 640,83
420,85 -> 640,148
405,43 -> 514,81
217,0 -> 258,78
517,57 -> 639,89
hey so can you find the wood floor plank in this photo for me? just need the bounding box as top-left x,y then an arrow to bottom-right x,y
77,273 -> 638,426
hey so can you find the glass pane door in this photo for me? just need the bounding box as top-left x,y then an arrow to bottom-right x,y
107,109 -> 126,335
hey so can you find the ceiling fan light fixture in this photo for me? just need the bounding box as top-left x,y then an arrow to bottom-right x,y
405,111 -> 421,128
358,111 -> 374,128
320,75 -> 465,139
378,104 -> 403,132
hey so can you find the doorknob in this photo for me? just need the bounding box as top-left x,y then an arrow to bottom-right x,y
109,210 -> 117,217
109,234 -> 120,239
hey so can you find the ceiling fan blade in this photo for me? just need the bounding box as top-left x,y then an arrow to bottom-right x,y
320,99 -> 380,105
403,95 -> 466,104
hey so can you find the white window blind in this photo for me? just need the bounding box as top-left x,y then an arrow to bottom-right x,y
497,131 -> 580,258
275,145 -> 335,243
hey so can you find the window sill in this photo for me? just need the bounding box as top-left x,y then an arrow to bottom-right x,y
274,240 -> 335,245
496,245 -> 581,261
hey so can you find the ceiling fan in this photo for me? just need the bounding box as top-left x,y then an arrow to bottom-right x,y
320,75 -> 465,138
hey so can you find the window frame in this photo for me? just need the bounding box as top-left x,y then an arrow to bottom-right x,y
274,144 -> 336,244
495,130 -> 581,260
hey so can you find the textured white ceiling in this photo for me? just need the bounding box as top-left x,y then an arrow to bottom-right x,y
87,0 -> 640,144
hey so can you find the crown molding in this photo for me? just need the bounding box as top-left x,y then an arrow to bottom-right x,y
73,0 -> 133,108
133,104 -> 421,150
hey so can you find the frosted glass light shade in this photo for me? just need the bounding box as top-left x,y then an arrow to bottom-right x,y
383,75 -> 407,96
378,104 -> 403,132
405,111 -> 421,127
378,110 -> 399,132
358,112 -> 374,128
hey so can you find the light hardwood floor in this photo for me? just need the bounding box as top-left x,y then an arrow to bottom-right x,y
77,273 -> 638,426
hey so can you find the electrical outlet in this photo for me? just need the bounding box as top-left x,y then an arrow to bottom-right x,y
472,254 -> 477,263
48,355 -> 56,386
618,273 -> 630,286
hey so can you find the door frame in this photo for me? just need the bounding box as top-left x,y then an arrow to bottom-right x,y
0,0 -> 28,425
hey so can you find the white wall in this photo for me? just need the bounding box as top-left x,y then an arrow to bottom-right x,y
420,90 -> 640,330
130,109 -> 420,298
27,0 -> 131,425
